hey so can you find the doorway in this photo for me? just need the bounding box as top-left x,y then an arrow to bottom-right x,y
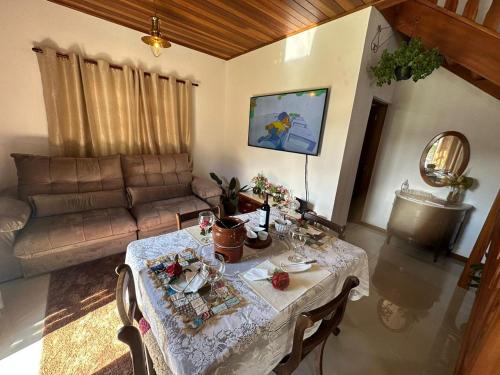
348,99 -> 388,223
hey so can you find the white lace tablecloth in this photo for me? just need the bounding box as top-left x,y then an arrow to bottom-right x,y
125,210 -> 369,375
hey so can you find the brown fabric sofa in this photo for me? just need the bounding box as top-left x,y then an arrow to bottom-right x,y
0,153 -> 221,280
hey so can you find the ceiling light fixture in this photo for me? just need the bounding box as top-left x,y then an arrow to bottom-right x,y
141,11 -> 171,57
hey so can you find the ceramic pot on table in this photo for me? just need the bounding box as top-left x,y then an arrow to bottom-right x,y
212,217 -> 246,263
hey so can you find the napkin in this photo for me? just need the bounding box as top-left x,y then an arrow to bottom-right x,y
242,260 -> 276,281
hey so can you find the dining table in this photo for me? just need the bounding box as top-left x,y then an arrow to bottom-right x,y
125,208 -> 369,375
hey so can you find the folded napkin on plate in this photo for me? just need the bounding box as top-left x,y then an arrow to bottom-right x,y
242,260 -> 275,281
240,252 -> 331,312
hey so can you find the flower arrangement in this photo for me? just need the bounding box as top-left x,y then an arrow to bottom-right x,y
443,174 -> 474,190
251,173 -> 268,195
251,173 -> 291,205
269,184 -> 289,203
443,173 -> 474,204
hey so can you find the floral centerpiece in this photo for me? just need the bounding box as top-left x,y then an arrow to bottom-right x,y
269,184 -> 289,204
250,173 -> 292,205
443,173 -> 474,204
251,173 -> 268,196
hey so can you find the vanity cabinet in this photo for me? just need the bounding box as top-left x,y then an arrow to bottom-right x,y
387,190 -> 472,261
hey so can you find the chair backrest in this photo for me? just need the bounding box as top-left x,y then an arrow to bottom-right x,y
274,276 -> 359,375
116,265 -> 155,375
116,264 -> 142,326
303,211 -> 346,240
175,206 -> 221,230
117,325 -> 149,375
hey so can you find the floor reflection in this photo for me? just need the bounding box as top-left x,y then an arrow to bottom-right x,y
373,246 -> 441,332
305,224 -> 476,375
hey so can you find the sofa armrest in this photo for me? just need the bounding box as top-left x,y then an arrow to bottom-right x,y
192,177 -> 222,200
0,197 -> 31,232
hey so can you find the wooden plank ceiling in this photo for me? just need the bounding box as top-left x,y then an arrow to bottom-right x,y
48,0 -> 398,60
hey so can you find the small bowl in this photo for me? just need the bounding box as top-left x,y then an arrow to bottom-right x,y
246,230 -> 257,239
258,231 -> 269,241
274,219 -> 292,234
251,226 -> 266,233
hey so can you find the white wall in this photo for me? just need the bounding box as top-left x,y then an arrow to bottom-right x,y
363,68 -> 500,257
0,0 -> 226,190
331,9 -> 397,224
221,8 -> 375,218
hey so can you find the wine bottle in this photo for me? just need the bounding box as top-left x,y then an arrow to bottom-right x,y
258,193 -> 271,231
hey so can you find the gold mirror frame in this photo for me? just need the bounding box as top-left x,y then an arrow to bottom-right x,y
419,131 -> 470,187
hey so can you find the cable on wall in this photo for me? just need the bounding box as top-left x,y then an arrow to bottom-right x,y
305,154 -> 309,204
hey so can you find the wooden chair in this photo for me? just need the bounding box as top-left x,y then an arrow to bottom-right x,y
273,276 -> 359,375
175,206 -> 221,230
302,211 -> 346,240
116,264 -> 167,375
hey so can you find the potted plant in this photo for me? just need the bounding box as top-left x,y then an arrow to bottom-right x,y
370,38 -> 443,86
443,173 -> 474,204
209,173 -> 250,215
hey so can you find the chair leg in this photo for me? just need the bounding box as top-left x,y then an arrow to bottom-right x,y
314,339 -> 328,375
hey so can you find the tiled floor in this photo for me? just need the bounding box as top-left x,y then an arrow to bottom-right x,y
0,223 -> 475,374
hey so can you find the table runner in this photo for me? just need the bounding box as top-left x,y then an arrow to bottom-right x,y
125,209 -> 369,375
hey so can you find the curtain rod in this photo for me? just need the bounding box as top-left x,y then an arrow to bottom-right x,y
32,47 -> 199,87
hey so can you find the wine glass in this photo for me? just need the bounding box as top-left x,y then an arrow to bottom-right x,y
202,253 -> 225,302
198,211 -> 215,241
288,228 -> 308,263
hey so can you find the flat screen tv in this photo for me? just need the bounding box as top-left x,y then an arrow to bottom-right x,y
248,88 -> 329,156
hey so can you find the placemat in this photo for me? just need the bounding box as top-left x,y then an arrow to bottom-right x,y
240,251 -> 331,312
146,249 -> 242,331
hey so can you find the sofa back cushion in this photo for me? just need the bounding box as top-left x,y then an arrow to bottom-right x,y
121,154 -> 192,188
11,154 -> 125,202
127,185 -> 192,207
30,190 -> 128,217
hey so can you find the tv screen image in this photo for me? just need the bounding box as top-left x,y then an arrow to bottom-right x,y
248,88 -> 329,156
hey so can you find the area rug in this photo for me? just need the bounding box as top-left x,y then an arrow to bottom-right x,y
39,253 -> 132,375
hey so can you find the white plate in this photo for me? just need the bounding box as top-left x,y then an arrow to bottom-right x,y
280,262 -> 312,273
170,264 -> 207,293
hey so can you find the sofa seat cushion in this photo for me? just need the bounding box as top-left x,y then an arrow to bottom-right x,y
14,208 -> 137,259
132,195 -> 209,232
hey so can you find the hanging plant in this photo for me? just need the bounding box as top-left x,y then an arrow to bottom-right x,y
370,38 -> 443,86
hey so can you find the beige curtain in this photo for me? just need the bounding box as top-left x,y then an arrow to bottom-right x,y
36,47 -> 193,157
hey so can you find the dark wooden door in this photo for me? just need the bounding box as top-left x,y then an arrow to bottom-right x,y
348,99 -> 388,222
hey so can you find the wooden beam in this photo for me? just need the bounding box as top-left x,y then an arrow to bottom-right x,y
444,63 -> 500,102
392,0 -> 500,86
373,0 -> 409,10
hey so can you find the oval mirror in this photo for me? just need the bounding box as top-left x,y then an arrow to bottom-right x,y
419,131 -> 470,187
